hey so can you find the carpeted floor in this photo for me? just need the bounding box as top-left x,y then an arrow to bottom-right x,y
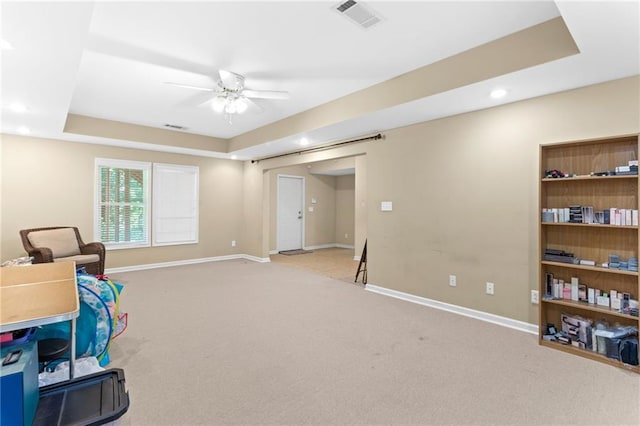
106,259 -> 640,425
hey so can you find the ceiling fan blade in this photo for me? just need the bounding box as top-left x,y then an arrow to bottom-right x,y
245,97 -> 264,113
242,89 -> 290,100
218,69 -> 244,91
164,81 -> 215,92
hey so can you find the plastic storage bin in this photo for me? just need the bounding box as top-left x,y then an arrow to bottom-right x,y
33,368 -> 129,426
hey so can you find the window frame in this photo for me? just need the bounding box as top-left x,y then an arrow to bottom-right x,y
94,158 -> 151,250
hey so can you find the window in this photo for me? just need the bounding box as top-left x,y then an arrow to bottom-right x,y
152,163 -> 199,246
95,159 -> 151,249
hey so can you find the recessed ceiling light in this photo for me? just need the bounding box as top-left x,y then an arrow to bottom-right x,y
231,155 -> 238,160
300,137 -> 309,146
490,88 -> 508,99
1,39 -> 13,50
17,126 -> 30,135
9,103 -> 27,113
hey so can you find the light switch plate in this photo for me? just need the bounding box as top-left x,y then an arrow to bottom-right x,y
381,201 -> 393,211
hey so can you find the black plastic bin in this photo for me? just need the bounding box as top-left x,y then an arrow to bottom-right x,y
33,368 -> 129,426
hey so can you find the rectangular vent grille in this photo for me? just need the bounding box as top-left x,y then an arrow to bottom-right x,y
337,0 -> 357,13
164,123 -> 186,130
334,0 -> 382,29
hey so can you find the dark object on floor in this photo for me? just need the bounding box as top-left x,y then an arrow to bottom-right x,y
34,368 -> 129,426
279,249 -> 313,256
355,239 -> 367,284
38,338 -> 70,372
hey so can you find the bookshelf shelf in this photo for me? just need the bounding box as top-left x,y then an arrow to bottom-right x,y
540,261 -> 638,276
541,222 -> 638,230
539,340 -> 640,373
541,298 -> 638,320
542,175 -> 638,182
539,134 -> 640,373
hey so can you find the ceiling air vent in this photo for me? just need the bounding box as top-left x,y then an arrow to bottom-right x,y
334,0 -> 383,29
164,123 -> 186,130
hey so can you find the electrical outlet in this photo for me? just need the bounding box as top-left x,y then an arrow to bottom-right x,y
345,233 -> 348,239
449,275 -> 457,287
231,240 -> 236,247
486,282 -> 494,295
531,290 -> 539,304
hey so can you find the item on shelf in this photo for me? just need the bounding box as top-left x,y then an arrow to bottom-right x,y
595,326 -> 638,361
620,337 -> 639,365
543,248 -> 577,264
606,255 -> 638,271
615,164 -> 638,175
590,171 -> 616,176
545,169 -> 570,178
569,205 -> 583,223
562,314 -> 593,349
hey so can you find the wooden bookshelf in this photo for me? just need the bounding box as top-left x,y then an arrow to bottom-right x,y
539,134 -> 640,372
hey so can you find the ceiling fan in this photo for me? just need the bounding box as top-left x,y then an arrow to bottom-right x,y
165,70 -> 289,121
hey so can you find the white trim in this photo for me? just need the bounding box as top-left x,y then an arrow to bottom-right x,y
303,243 -> 335,250
277,174 -> 305,252
104,254 -> 270,274
303,243 -> 355,250
243,255 -> 271,263
268,243 -> 356,253
335,243 -> 355,249
353,256 -> 361,261
365,284 -> 539,335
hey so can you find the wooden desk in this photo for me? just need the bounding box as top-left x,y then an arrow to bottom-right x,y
0,262 -> 79,378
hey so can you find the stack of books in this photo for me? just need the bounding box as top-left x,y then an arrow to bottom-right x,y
544,249 -> 577,264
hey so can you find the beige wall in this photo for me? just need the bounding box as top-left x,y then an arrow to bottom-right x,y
335,175 -> 355,247
369,77 -> 639,324
354,155 -> 367,257
243,76 -> 639,325
1,135 -> 244,268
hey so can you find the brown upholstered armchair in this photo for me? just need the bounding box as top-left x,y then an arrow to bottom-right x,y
19,227 -> 105,275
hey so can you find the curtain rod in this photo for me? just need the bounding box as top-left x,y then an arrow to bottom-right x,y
250,133 -> 383,163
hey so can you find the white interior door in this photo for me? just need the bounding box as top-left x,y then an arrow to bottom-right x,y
277,175 -> 304,251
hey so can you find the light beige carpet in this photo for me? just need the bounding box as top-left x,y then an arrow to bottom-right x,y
107,260 -> 639,425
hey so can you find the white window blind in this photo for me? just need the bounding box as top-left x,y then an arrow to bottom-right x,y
95,159 -> 151,249
152,163 -> 199,246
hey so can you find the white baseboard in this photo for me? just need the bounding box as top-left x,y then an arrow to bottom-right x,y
365,284 -> 539,335
105,254 -> 270,274
242,255 -> 271,263
271,243 -> 355,253
335,243 -> 355,249
354,256 -> 361,261
303,243 -> 336,250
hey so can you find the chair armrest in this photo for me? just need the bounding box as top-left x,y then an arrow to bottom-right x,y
80,242 -> 106,275
80,242 -> 105,256
27,247 -> 54,264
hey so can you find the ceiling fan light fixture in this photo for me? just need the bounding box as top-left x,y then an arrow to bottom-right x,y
212,96 -> 227,112
225,100 -> 238,114
235,97 -> 249,114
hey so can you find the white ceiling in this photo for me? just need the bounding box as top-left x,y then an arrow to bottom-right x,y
1,1 -> 638,161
